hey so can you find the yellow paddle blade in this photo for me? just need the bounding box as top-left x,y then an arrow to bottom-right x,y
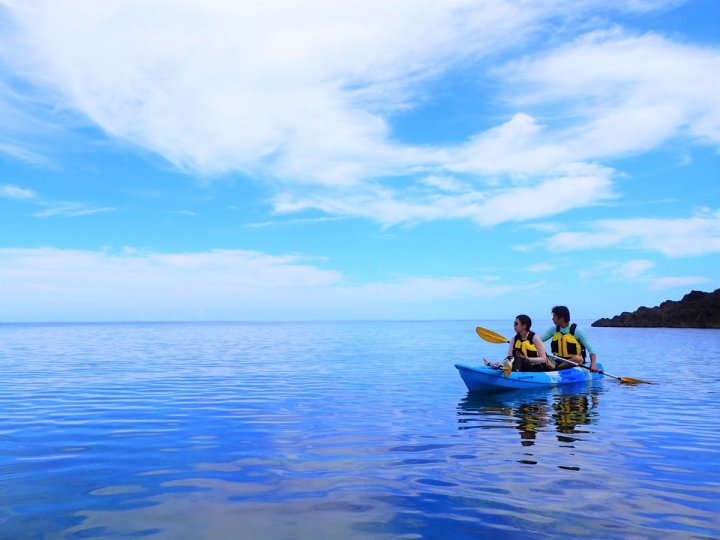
618,376 -> 651,385
475,326 -> 509,344
502,356 -> 514,377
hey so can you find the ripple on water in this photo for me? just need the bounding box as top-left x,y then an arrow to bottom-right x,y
0,322 -> 719,539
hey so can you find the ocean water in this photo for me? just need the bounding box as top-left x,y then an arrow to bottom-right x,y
0,321 -> 718,539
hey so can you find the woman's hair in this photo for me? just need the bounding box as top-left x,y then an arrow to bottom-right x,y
552,305 -> 570,322
515,314 -> 532,329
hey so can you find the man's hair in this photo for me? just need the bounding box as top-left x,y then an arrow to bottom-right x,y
516,314 -> 532,329
552,305 -> 571,322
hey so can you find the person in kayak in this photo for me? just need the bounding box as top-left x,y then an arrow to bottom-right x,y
492,315 -> 555,372
539,306 -> 599,372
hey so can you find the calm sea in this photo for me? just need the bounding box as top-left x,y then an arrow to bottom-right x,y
0,321 -> 718,539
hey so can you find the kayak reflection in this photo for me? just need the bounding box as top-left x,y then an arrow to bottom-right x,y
457,385 -> 601,466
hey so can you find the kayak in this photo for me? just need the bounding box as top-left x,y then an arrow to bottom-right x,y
455,362 -> 604,392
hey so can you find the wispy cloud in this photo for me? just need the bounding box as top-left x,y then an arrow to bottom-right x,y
360,276 -> 540,302
649,276 -> 711,290
0,1 -> 717,229
273,165 -> 615,227
0,247 -> 541,321
244,216 -> 347,229
546,209 -> 720,257
578,258 -> 711,294
33,201 -> 115,218
527,263 -> 554,273
0,183 -> 115,217
0,142 -> 50,166
419,175 -> 468,193
0,75 -> 68,166
0,183 -> 36,199
611,259 -> 655,280
0,1 -> 554,182
498,31 -> 720,154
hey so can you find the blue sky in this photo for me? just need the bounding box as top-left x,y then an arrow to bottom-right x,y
1,0 -> 718,322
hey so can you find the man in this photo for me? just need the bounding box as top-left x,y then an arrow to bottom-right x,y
539,306 -> 599,372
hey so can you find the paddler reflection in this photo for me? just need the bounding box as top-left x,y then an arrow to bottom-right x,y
457,387 -> 600,462
552,391 -> 599,444
514,400 -> 549,447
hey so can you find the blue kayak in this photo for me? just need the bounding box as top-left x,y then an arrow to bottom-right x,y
455,362 -> 604,392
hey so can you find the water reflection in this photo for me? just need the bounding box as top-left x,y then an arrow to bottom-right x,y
552,391 -> 598,444
457,384 -> 601,468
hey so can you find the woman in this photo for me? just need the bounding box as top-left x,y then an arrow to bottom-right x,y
501,315 -> 555,372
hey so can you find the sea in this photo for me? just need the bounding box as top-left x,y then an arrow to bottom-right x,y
0,320 -> 718,539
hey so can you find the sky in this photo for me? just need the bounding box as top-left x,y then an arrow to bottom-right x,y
0,0 -> 719,322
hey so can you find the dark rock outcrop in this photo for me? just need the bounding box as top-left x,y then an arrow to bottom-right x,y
592,289 -> 720,328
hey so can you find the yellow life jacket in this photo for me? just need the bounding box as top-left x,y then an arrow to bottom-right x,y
551,324 -> 586,359
513,331 -> 539,357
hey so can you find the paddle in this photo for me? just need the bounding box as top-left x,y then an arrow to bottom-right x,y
483,356 -> 514,377
475,326 -> 509,344
545,353 -> 649,384
475,326 -> 650,385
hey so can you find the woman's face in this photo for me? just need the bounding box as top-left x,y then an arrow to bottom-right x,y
514,319 -> 524,332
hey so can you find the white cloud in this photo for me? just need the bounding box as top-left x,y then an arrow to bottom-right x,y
620,0 -> 687,13
0,183 -> 113,217
0,183 -> 36,199
33,201 -> 115,218
446,113 -> 568,175
649,276 -> 711,290
0,1 -> 717,229
0,0 -> 554,184
244,216 -> 347,229
578,258 -> 712,294
527,263 -> 555,273
351,276 -> 540,304
0,142 -> 49,165
611,259 -> 655,280
499,31 -> 720,155
0,73 -> 75,166
0,247 -> 539,321
546,209 -> 720,257
273,166 -> 615,227
419,175 -> 468,193
0,247 -> 342,320
2,3 -> 715,181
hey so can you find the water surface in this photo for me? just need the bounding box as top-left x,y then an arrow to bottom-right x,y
1,321 -> 718,539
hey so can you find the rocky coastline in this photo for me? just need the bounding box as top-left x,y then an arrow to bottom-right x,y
592,288 -> 720,328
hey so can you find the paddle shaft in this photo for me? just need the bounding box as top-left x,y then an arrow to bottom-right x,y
546,354 -> 647,383
546,353 -> 608,376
